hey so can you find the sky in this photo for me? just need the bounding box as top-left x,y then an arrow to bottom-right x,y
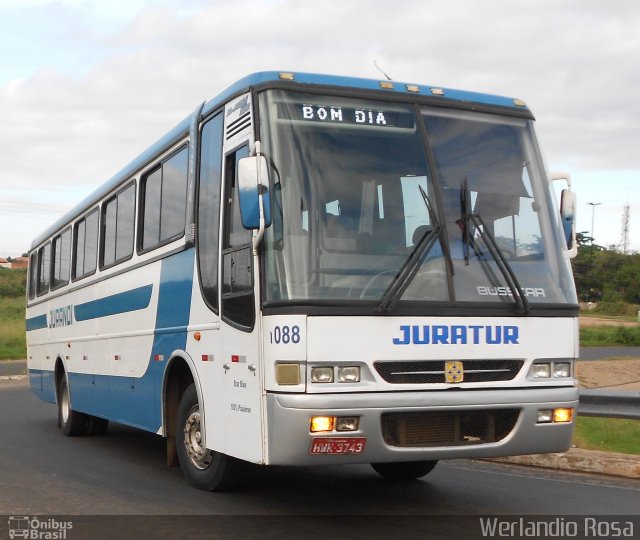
0,0 -> 638,257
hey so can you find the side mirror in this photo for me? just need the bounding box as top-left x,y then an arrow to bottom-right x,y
238,155 -> 271,230
552,173 -> 577,258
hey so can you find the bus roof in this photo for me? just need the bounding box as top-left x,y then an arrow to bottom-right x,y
30,71 -> 531,250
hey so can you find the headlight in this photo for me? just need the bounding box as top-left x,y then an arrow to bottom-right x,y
532,363 -> 551,378
335,416 -> 360,431
311,367 -> 334,383
553,362 -> 571,378
338,366 -> 361,383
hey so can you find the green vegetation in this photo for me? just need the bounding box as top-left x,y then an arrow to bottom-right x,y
580,326 -> 640,347
574,417 -> 640,455
572,236 -> 640,304
0,296 -> 26,360
0,267 -> 26,297
0,268 -> 27,360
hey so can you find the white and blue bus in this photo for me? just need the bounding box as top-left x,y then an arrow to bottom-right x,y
26,71 -> 579,491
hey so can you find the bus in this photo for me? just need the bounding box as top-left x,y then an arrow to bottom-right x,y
26,71 -> 579,491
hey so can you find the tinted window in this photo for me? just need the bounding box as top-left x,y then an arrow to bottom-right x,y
198,114 -> 224,311
52,228 -> 71,289
37,242 -> 51,296
28,252 -> 38,300
224,145 -> 252,249
141,147 -> 188,251
102,183 -> 135,268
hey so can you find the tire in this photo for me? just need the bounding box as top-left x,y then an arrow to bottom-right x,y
58,377 -> 90,436
176,384 -> 243,491
87,416 -> 109,436
371,460 -> 438,481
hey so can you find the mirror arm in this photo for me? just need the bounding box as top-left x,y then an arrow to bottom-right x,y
252,141 -> 266,255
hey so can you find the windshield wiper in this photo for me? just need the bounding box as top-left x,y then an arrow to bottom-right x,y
460,179 -> 529,315
376,186 -> 442,314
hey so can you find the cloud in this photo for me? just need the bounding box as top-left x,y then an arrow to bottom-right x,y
0,0 -> 639,255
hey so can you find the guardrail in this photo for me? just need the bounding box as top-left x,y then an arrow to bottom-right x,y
578,389 -> 640,420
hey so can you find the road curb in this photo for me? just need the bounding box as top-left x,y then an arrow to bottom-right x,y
487,448 -> 640,479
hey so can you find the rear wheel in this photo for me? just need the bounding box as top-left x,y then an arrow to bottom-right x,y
371,460 -> 438,481
58,377 -> 90,436
176,384 -> 243,491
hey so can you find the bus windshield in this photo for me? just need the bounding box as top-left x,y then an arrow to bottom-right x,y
258,89 -> 576,311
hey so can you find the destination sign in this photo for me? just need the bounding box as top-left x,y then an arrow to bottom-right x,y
278,102 -> 414,129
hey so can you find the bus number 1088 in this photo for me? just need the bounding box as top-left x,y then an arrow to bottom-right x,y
269,325 -> 301,345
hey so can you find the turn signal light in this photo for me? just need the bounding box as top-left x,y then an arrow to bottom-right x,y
310,416 -> 334,433
553,408 -> 573,423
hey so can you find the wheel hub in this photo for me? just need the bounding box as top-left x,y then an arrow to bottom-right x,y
184,405 -> 213,470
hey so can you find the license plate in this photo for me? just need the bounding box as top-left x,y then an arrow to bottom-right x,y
309,437 -> 366,455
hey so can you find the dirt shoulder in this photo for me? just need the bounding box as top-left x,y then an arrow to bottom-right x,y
578,316 -> 640,390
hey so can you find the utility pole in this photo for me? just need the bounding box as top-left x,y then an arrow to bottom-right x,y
588,202 -> 601,265
620,203 -> 630,255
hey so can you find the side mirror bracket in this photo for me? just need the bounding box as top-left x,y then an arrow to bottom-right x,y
238,141 -> 271,254
552,172 -> 577,258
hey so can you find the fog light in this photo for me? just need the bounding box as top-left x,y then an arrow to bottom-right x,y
310,416 -> 334,432
276,363 -> 300,385
532,363 -> 551,378
335,416 -> 359,432
337,366 -> 360,383
553,362 -> 571,378
537,409 -> 553,423
553,408 -> 573,423
311,367 -> 334,383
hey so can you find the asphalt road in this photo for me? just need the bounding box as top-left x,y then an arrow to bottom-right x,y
0,378 -> 638,539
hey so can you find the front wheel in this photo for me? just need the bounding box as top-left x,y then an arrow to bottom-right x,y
371,460 -> 438,481
176,384 -> 243,491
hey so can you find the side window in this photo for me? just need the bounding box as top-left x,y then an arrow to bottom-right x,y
74,209 -> 99,280
102,183 -> 135,268
141,147 -> 189,252
197,113 -> 224,312
28,252 -> 38,300
221,145 -> 254,330
37,242 -> 51,296
224,146 -> 252,249
52,228 -> 71,289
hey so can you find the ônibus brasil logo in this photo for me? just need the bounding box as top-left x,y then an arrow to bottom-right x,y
8,517 -> 73,539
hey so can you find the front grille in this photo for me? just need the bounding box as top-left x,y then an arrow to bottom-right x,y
381,409 -> 520,447
374,360 -> 524,384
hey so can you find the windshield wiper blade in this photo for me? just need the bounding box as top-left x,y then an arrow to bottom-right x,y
460,179 -> 529,315
375,225 -> 441,314
376,186 -> 442,314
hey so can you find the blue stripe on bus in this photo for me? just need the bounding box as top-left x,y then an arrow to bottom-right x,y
26,314 -> 48,331
74,284 -> 153,321
28,368 -> 57,403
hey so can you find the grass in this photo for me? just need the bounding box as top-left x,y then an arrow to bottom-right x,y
0,296 -> 26,360
580,326 -> 640,346
573,417 -> 640,455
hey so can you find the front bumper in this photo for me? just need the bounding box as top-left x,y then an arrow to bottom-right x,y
265,387 -> 578,465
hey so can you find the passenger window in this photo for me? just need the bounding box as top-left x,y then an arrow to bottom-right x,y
74,209 -> 99,279
141,147 -> 189,252
102,183 -> 135,268
52,228 -> 71,289
37,242 -> 51,296
28,252 -> 38,300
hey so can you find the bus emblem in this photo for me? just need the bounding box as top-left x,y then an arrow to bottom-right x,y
445,361 -> 464,383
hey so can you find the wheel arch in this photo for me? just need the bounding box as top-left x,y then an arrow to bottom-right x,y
161,351 -> 204,441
